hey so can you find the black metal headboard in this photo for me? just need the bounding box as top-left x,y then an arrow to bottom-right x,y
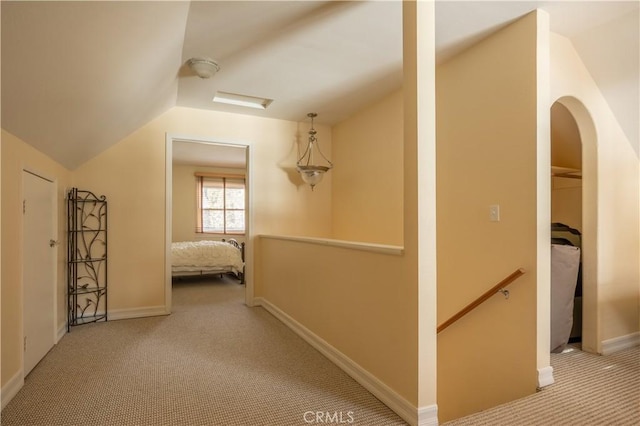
223,238 -> 245,261
222,238 -> 246,284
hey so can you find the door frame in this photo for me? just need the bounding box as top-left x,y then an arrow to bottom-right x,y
21,167 -> 59,376
552,96 -> 599,354
164,134 -> 254,313
538,95 -> 599,380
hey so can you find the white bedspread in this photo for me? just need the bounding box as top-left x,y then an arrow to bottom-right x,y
171,240 -> 243,274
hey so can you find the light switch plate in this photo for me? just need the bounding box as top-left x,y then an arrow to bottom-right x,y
489,204 -> 500,222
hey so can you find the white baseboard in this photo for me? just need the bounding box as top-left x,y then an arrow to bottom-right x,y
537,366 -> 555,388
253,297 -> 421,426
601,332 -> 640,355
56,321 -> 67,343
108,305 -> 168,321
1,369 -> 24,410
418,404 -> 439,425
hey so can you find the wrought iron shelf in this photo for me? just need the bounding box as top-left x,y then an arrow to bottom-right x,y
71,286 -> 107,296
70,257 -> 107,263
67,188 -> 108,330
75,199 -> 106,203
74,314 -> 107,326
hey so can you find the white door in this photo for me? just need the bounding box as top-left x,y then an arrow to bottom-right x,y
22,170 -> 56,376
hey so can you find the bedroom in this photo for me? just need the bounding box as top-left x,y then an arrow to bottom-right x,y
170,139 -> 248,294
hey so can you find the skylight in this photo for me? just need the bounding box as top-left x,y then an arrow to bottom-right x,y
212,91 -> 273,110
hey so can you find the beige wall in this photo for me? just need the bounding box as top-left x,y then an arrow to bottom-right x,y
550,33 -> 640,352
72,107 -> 332,314
172,164 -> 246,243
331,90 -> 403,245
254,92 -> 420,410
255,4 -> 438,423
551,177 -> 582,231
172,164 -> 198,243
1,130 -> 72,388
551,102 -> 582,170
435,12 -> 541,422
258,236 -> 415,403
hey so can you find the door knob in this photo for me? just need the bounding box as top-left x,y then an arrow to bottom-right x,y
49,239 -> 59,247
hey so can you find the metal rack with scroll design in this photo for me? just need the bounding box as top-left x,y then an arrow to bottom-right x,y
67,188 -> 107,330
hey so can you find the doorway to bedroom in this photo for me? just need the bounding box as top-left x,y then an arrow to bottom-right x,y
165,136 -> 250,312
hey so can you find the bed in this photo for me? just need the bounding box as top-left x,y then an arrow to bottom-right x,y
171,239 -> 245,283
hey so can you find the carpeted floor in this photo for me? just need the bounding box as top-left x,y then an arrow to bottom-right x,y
443,344 -> 640,425
2,276 -> 638,425
1,276 -> 405,425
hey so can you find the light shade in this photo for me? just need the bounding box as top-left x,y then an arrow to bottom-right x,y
187,57 -> 220,79
298,165 -> 330,187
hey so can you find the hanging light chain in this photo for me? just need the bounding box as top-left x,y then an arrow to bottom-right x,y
307,113 -> 318,166
296,112 -> 333,190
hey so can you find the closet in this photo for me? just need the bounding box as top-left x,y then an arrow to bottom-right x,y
550,102 -> 583,351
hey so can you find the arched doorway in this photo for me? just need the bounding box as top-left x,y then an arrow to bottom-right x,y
550,101 -> 583,351
550,96 -> 598,354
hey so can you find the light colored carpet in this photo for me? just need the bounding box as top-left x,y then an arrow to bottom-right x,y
3,276 -> 638,425
1,276 -> 405,425
443,344 -> 640,425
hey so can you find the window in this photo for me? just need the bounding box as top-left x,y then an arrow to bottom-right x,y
196,174 -> 245,234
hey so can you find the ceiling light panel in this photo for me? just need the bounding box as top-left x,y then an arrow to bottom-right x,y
212,91 -> 273,110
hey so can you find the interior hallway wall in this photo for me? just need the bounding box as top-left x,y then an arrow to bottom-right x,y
331,90 -> 404,245
435,11 -> 543,422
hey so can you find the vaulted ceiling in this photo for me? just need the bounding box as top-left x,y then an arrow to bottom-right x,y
2,1 -> 637,169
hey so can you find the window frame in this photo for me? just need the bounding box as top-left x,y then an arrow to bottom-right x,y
195,172 -> 246,235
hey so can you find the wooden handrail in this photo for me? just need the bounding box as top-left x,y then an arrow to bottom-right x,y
437,268 -> 526,334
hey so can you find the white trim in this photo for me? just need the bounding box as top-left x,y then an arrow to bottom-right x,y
537,366 -> 555,388
601,332 -> 640,355
259,234 -> 404,256
243,144 -> 255,307
56,322 -> 67,343
1,369 -> 24,410
107,306 -> 168,321
22,167 -> 55,183
254,297 -> 419,426
417,405 -> 439,426
165,133 -> 254,312
165,134 -> 173,315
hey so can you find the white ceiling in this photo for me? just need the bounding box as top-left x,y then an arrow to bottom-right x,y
1,1 -> 638,169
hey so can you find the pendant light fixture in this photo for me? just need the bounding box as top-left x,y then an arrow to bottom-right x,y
296,113 -> 333,190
